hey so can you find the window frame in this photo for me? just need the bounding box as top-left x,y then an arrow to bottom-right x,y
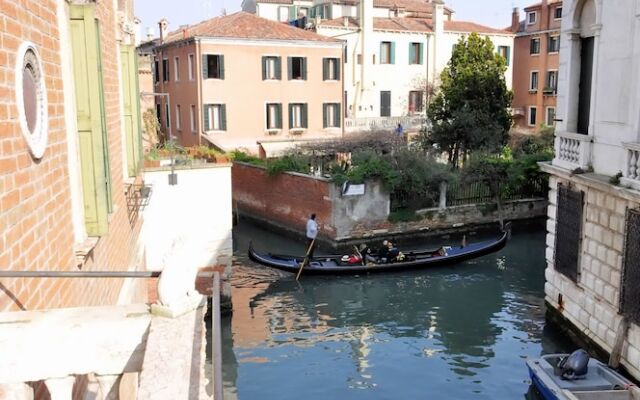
548,35 -> 560,53
323,57 -> 340,81
263,56 -> 281,80
527,11 -> 537,25
203,54 -> 224,80
265,103 -> 283,130
530,70 -> 539,92
165,103 -> 170,130
204,103 -> 226,132
554,7 -> 562,20
408,90 -> 424,114
530,38 -> 541,55
528,106 -> 537,126
190,104 -> 196,133
188,53 -> 195,81
323,103 -> 340,128
546,70 -> 558,93
174,56 -> 180,82
289,103 -> 308,129
545,106 -> 556,126
409,42 -> 422,65
380,41 -> 392,64
162,57 -> 169,82
288,56 -> 307,80
497,45 -> 510,66
175,104 -> 181,131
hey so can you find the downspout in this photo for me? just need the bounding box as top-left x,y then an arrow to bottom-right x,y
195,38 -> 203,146
342,41 -> 346,137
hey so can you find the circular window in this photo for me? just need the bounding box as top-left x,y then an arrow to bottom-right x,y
15,42 -> 48,159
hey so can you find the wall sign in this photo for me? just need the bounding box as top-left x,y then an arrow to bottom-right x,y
342,182 -> 365,196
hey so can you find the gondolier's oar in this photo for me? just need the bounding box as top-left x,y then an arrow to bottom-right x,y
353,245 -> 366,266
296,239 -> 315,281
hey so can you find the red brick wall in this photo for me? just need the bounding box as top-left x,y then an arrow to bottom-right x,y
232,163 -> 334,237
0,0 -> 146,312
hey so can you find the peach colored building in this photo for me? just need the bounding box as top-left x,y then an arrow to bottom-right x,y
152,12 -> 345,156
511,0 -> 562,132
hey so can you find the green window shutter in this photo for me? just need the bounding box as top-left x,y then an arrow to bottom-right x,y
202,55 -> 208,79
302,57 -> 307,80
322,104 -> 328,128
323,58 -> 328,80
336,103 -> 341,126
390,42 -> 395,64
275,57 -> 282,80
276,104 -> 282,129
262,56 -> 267,80
419,43 -> 424,64
506,46 -> 511,66
302,104 -> 308,128
334,58 -> 340,79
288,103 -> 294,128
409,43 -> 414,64
289,5 -> 297,19
120,44 -> 142,177
287,57 -> 292,80
203,104 -> 210,130
219,55 -> 225,79
220,104 -> 227,131
70,4 -> 111,235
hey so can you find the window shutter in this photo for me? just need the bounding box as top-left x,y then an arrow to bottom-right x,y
419,43 -> 424,64
390,42 -> 395,64
262,56 -> 267,80
334,59 -> 340,80
505,46 -> 511,66
203,104 -> 210,130
70,4 -> 111,235
302,57 -> 307,80
202,55 -> 208,79
275,57 -> 282,80
289,5 -> 296,20
276,103 -> 282,129
302,104 -> 308,128
219,55 -> 225,79
322,104 -> 328,128
287,57 -> 292,80
220,104 -> 227,131
323,58 -> 328,80
336,103 -> 341,126
120,44 -> 142,177
288,103 -> 294,128
409,43 -> 414,64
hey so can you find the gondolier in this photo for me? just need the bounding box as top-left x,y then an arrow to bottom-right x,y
306,213 -> 318,258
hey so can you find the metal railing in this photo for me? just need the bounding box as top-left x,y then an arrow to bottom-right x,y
211,272 -> 223,400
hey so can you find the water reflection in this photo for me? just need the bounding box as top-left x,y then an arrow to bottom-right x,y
219,220 -> 573,399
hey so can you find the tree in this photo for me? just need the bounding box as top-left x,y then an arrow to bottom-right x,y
142,108 -> 161,148
425,33 -> 512,168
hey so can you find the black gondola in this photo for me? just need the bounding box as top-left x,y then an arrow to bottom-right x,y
248,223 -> 511,275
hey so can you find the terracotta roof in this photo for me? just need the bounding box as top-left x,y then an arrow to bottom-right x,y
444,20 -> 513,35
320,17 -> 433,33
523,0 -> 562,11
163,12 -> 342,44
254,0 -> 454,14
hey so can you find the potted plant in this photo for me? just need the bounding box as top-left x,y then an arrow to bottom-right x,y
144,148 -> 160,168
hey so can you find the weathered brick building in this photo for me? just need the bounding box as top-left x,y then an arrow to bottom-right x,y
0,0 -> 145,311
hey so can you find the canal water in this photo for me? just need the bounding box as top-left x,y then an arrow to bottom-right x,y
217,220 -> 575,399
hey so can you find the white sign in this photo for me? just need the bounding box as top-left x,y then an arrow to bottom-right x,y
343,183 -> 365,196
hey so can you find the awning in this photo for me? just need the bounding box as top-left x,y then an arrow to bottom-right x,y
258,141 -> 299,158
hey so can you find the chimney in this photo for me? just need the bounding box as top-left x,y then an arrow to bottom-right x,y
432,0 -> 444,80
343,16 -> 349,27
180,24 -> 189,39
511,7 -> 520,33
359,0 -> 373,90
158,18 -> 168,43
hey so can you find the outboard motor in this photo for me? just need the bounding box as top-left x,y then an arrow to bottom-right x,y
557,349 -> 590,380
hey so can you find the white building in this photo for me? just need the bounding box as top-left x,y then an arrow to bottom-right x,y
243,0 -> 515,132
540,0 -> 640,381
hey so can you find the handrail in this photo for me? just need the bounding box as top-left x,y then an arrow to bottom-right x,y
0,271 -> 215,278
211,271 -> 223,400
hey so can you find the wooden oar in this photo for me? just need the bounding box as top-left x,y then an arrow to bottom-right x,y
353,245 -> 366,266
296,239 -> 315,281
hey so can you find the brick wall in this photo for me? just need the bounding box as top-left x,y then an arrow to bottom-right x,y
232,162 -> 334,237
0,0 -> 146,312
544,174 -> 640,380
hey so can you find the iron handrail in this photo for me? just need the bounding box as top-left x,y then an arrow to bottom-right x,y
0,271 -> 215,278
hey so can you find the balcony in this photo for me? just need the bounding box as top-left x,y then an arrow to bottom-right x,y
553,132 -> 593,170
621,142 -> 640,190
542,87 -> 557,96
345,115 -> 427,133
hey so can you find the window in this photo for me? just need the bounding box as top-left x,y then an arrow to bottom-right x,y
262,56 -> 281,80
203,54 -> 224,79
17,43 -> 48,159
190,105 -> 196,132
530,71 -> 539,91
621,209 -> 640,325
408,91 -> 423,113
156,103 -> 161,124
176,105 -> 181,130
162,58 -> 169,81
278,6 -> 289,21
165,103 -> 170,129
409,42 -> 423,64
527,11 -> 536,24
174,57 -> 180,81
288,103 -> 308,129
203,104 -> 226,131
528,106 -> 537,126
288,57 -> 307,80
357,54 -> 362,65
548,35 -> 560,53
380,41 -> 394,64
266,103 -> 283,130
546,70 -> 558,93
530,38 -> 540,55
188,54 -> 194,81
546,107 -> 556,126
380,91 -> 391,117
120,44 -> 143,176
554,7 -> 562,19
154,59 -> 159,84
323,103 -> 340,128
323,58 -> 339,80
344,46 -> 348,64
554,185 -> 584,283
497,45 -> 510,66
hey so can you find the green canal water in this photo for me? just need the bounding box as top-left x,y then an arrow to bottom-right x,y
217,220 -> 574,399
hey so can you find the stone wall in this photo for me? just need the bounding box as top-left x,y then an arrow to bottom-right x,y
543,167 -> 640,380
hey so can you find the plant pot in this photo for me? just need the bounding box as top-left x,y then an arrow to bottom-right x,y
144,159 -> 160,168
215,155 -> 229,163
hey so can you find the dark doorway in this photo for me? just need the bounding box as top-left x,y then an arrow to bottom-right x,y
577,37 -> 594,135
380,91 -> 391,117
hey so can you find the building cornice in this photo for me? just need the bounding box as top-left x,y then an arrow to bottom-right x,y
516,28 -> 561,38
195,36 -> 344,49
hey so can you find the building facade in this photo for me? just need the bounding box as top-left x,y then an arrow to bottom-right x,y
151,12 -> 344,155
541,0 -> 640,381
0,0 -> 146,312
245,0 -> 514,132
511,0 -> 563,132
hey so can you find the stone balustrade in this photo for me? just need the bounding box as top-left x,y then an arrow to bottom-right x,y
345,115 -> 427,133
622,142 -> 640,190
553,131 -> 593,170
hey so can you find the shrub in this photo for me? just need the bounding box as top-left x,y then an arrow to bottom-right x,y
266,154 -> 310,176
388,209 -> 421,223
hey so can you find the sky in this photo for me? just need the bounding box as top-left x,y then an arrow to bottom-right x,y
135,0 -> 532,38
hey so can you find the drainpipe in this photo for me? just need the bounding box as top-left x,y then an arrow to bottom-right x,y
195,38 -> 203,146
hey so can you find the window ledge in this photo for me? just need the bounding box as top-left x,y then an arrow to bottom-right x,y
265,129 -> 281,135
289,129 -> 306,135
74,237 -> 100,268
529,89 -> 538,94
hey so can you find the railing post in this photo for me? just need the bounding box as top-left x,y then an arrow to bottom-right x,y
44,377 -> 75,400
439,181 -> 447,210
211,272 -> 223,400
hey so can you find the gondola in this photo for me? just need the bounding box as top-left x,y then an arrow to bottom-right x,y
248,223 -> 511,275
